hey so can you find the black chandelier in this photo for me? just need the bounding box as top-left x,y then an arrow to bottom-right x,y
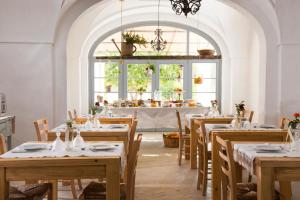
170,0 -> 202,17
151,0 -> 167,51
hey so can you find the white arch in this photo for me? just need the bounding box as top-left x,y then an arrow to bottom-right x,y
53,0 -> 280,124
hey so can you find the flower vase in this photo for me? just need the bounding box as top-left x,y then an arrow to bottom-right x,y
232,115 -> 242,129
289,126 -> 300,151
65,127 -> 73,151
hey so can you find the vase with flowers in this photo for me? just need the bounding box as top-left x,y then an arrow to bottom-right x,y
121,32 -> 147,56
208,100 -> 220,117
231,101 -> 246,129
288,113 -> 300,150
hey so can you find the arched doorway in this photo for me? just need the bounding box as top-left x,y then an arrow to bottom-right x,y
53,0 -> 279,124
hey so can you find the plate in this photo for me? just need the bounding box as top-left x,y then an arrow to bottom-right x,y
259,124 -> 276,129
22,144 -> 49,151
254,145 -> 283,152
193,114 -> 204,117
212,124 -> 228,129
89,144 -> 115,151
109,124 -> 125,129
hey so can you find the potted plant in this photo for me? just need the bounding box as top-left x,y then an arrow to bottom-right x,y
137,87 -> 146,99
105,85 -> 112,92
121,32 -> 147,56
288,113 -> 300,145
145,63 -> 156,77
232,100 -> 246,128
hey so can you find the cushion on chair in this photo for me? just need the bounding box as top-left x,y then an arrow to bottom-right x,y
79,181 -> 126,200
236,183 -> 280,200
9,183 -> 51,200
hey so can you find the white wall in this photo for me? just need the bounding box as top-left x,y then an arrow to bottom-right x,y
1,0 -> 300,146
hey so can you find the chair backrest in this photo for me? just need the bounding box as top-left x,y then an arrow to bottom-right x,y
176,110 -> 183,138
68,109 -> 78,120
216,136 -> 237,200
0,134 -> 7,154
128,120 -> 138,157
279,117 -> 289,129
126,134 -> 142,200
197,121 -> 208,159
33,119 -> 49,141
133,111 -> 137,120
241,110 -> 254,122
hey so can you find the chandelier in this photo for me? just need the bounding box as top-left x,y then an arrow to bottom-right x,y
170,0 -> 202,17
151,0 -> 167,51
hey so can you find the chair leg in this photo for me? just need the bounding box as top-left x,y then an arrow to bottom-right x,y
178,139 -> 183,166
248,174 -> 252,182
77,179 -> 83,190
197,146 -> 201,190
70,180 -> 77,199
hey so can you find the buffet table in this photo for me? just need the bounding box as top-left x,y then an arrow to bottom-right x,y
111,107 -> 208,131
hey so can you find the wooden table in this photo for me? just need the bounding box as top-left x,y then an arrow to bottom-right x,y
75,115 -> 133,127
185,116 -> 233,169
0,155 -> 122,200
255,157 -> 298,200
211,130 -> 288,200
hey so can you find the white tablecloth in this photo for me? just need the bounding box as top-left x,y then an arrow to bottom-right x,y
233,143 -> 300,174
51,124 -> 129,133
111,107 -> 209,131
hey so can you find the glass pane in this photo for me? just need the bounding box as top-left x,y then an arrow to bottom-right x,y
94,93 -> 119,103
159,64 -> 184,100
127,64 -> 152,100
93,62 -> 119,102
193,93 -> 216,107
192,63 -> 216,78
94,26 -> 188,56
127,92 -> 152,101
193,79 -> 216,93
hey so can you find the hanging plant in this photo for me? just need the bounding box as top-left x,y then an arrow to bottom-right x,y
145,63 -> 156,77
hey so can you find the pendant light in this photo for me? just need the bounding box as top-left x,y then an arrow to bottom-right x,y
151,0 -> 167,52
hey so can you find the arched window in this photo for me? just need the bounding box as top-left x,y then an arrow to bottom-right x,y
90,25 -> 221,107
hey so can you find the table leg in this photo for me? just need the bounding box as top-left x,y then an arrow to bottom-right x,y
50,180 -> 58,200
279,181 -> 292,200
256,166 -> 274,200
235,162 -> 243,183
0,168 -> 9,200
106,159 -> 120,200
190,120 -> 197,169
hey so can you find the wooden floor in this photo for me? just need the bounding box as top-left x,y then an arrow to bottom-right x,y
15,132 -> 300,199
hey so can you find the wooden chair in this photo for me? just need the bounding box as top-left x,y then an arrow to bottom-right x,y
33,119 -> 82,199
0,134 -> 53,200
241,110 -> 254,122
68,109 -> 78,120
196,121 -> 211,196
215,136 -> 280,200
79,134 -> 143,200
128,120 -> 138,157
279,117 -> 289,129
176,110 -> 190,166
34,119 -> 49,141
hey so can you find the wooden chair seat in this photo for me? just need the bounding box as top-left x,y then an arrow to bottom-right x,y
236,183 -> 280,200
79,182 -> 126,200
9,183 -> 52,200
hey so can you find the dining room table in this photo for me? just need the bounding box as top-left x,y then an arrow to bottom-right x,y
0,141 -> 125,200
48,123 -> 130,153
210,129 -> 289,200
75,114 -> 133,127
184,114 -> 234,168
232,142 -> 300,200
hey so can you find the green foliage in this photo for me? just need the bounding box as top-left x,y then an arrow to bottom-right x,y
122,32 -> 147,48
